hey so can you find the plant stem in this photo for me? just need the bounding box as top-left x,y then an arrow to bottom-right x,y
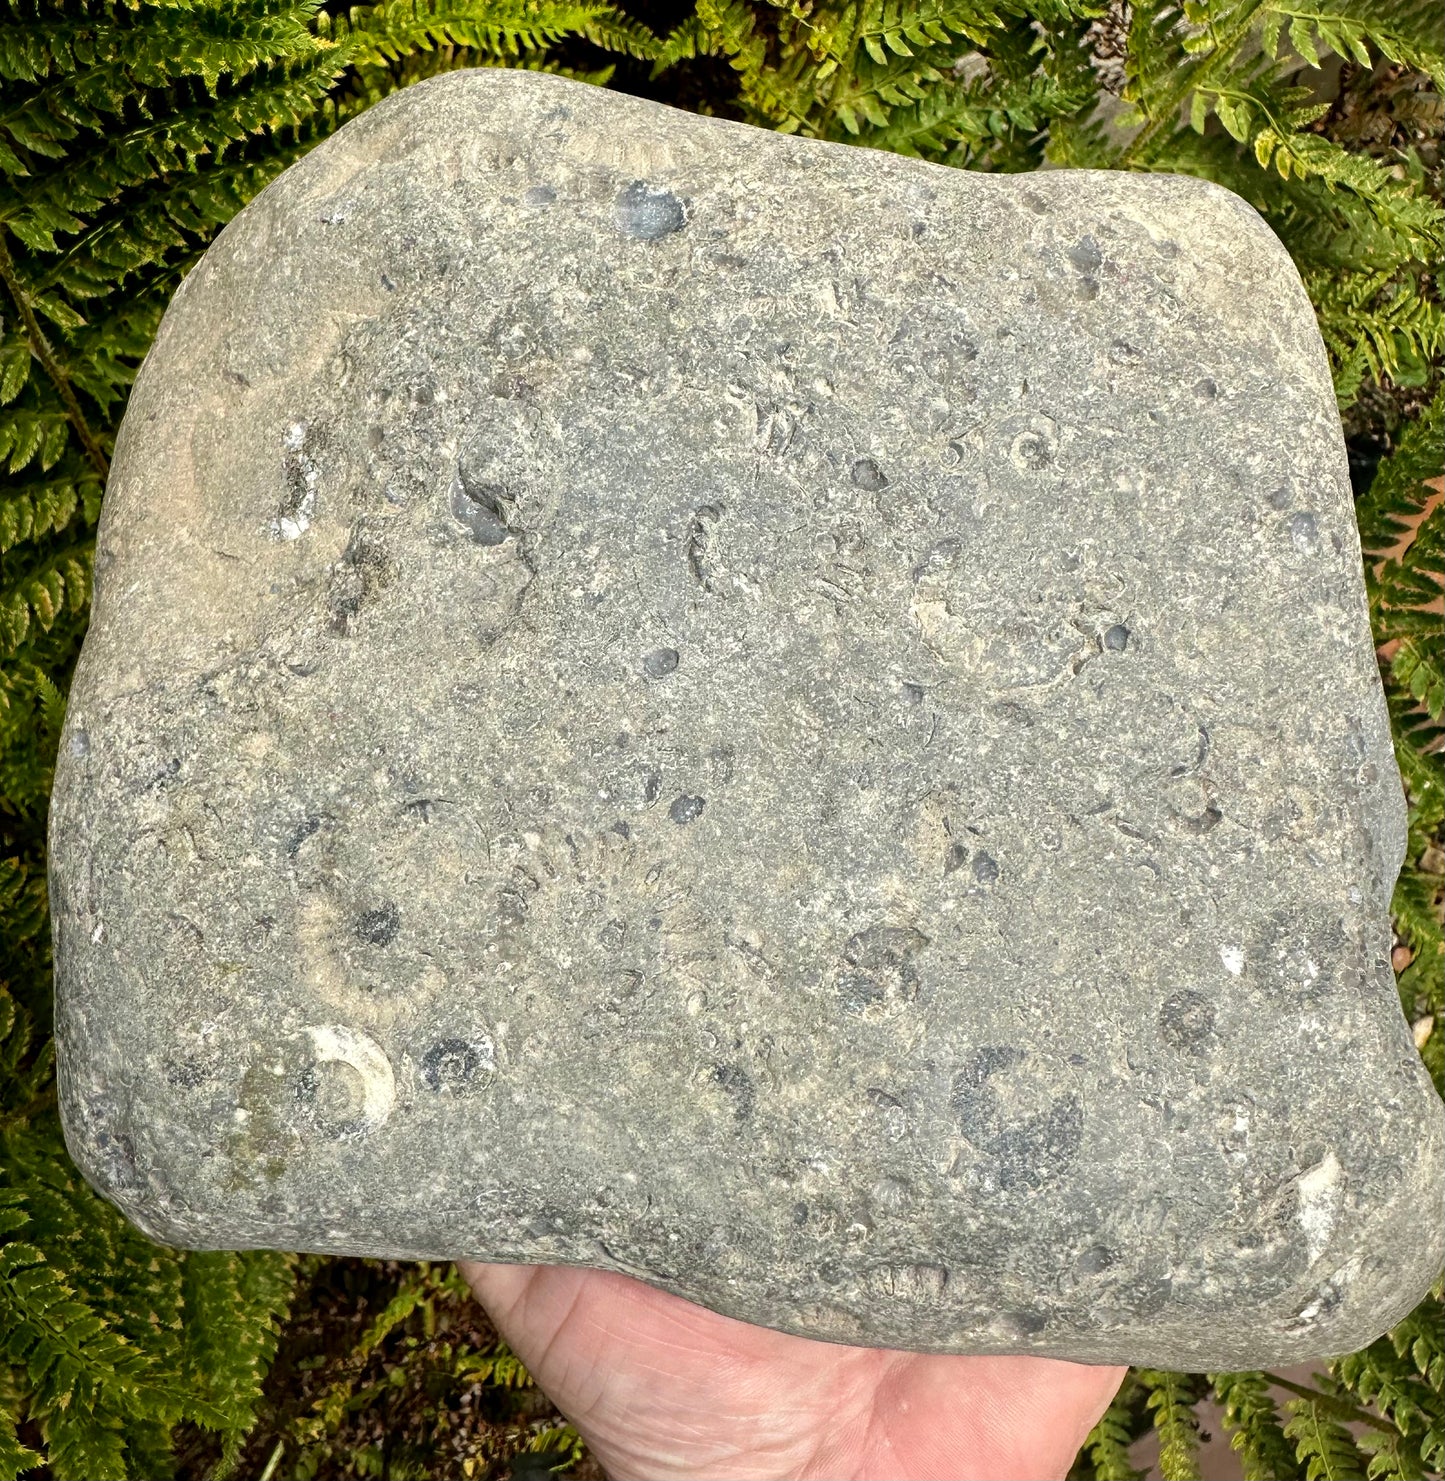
1263,1372 -> 1397,1433
0,228 -> 108,480
258,1439 -> 285,1481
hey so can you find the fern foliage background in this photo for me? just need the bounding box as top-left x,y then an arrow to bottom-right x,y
1,1 -> 1440,1477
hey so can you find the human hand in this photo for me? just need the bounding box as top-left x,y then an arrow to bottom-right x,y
461,1260 -> 1124,1480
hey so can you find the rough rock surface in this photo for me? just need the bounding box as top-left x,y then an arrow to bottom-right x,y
51,67 -> 1444,1369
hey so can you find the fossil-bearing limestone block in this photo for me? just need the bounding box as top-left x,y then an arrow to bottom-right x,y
51,68 -> 1444,1370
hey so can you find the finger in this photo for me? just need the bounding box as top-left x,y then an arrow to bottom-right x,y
810,1353 -> 1126,1481
456,1257 -> 537,1321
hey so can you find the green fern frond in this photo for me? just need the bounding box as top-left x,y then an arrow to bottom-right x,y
1117,0 -> 1444,163
0,859 -> 47,965
655,0 -> 1101,159
1392,862 -> 1444,1007
6,53 -> 354,252
30,666 -> 61,734
181,1250 -> 295,1452
1138,1370 -> 1204,1480
1355,1427 -> 1429,1481
1080,1373 -> 1148,1480
1334,1339 -> 1437,1476
0,1 -> 329,94
0,1235 -> 148,1416
1387,1286 -> 1445,1392
861,58 -> 1099,156
0,466 -> 91,554
458,1339 -> 537,1389
652,13 -> 712,69
526,1420 -> 585,1462
1212,1370 -> 1304,1480
0,539 -> 92,657
0,1409 -> 42,1481
1260,0 -> 1444,84
337,0 -> 657,63
1285,1398 -> 1370,1481
39,1402 -> 128,1481
676,0 -> 815,133
355,1264 -> 431,1358
1357,392 -> 1444,555
1389,632 -> 1444,721
0,405 -> 69,474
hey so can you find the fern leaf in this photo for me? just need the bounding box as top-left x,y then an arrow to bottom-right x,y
1081,1373 -> 1148,1480
339,0 -> 657,65
1390,635 -> 1444,724
38,1402 -> 127,1481
457,1340 -> 537,1389
1285,1399 -> 1369,1481
1212,1370 -> 1303,1480
526,1421 -> 585,1464
1139,1370 -> 1204,1481
0,1422 -> 43,1481
181,1249 -> 295,1447
0,539 -> 93,656
1356,1427 -> 1429,1481
1266,0 -> 1445,87
0,1236 -> 145,1415
0,464 -> 89,553
1356,391 -> 1443,555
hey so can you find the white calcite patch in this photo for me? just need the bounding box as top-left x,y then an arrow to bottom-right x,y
1297,1152 -> 1344,1265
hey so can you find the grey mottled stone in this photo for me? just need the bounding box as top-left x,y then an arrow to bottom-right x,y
51,68 -> 1445,1370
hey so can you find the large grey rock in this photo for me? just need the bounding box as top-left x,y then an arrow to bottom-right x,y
51,67 -> 1443,1370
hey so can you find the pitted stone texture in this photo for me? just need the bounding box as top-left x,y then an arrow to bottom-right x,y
51,68 -> 1444,1370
